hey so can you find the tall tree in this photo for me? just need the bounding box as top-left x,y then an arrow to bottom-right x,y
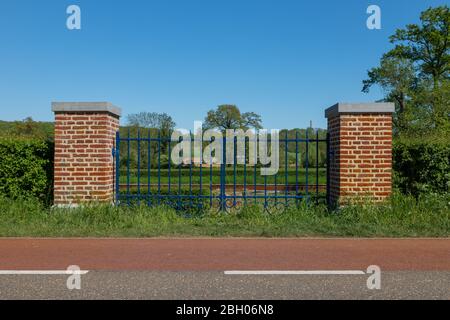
363,6 -> 450,136
388,6 -> 450,87
204,105 -> 263,131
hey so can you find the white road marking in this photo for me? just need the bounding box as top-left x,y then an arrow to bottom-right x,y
0,270 -> 89,275
224,270 -> 366,275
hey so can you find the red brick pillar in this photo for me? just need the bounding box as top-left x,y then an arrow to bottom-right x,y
52,102 -> 121,206
325,103 -> 394,206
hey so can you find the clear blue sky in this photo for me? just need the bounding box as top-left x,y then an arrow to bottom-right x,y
0,0 -> 448,129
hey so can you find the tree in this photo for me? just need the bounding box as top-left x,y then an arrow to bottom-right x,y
126,112 -> 175,134
363,56 -> 417,133
363,6 -> 450,136
388,6 -> 450,87
204,105 -> 263,131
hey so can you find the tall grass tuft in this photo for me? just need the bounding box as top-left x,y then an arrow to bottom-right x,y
0,193 -> 448,237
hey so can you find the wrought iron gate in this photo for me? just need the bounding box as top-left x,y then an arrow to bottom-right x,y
114,128 -> 329,211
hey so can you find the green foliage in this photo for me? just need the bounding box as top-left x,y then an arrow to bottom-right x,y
204,105 -> 263,130
0,118 -> 54,140
393,138 -> 449,196
363,5 -> 450,137
0,137 -> 53,204
388,6 -> 450,84
126,112 -> 175,138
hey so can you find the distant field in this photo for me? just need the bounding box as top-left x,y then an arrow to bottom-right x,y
119,168 -> 327,185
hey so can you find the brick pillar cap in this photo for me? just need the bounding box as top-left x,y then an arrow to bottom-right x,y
325,102 -> 394,118
52,102 -> 121,117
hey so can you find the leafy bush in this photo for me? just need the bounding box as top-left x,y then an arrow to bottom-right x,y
0,137 -> 53,204
393,138 -> 449,196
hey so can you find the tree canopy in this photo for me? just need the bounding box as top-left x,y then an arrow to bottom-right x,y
363,5 -> 449,137
126,112 -> 176,133
204,105 -> 263,131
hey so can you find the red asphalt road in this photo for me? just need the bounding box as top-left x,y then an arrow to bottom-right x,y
0,238 -> 448,271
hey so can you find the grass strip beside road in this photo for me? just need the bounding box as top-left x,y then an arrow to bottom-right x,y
0,193 -> 448,238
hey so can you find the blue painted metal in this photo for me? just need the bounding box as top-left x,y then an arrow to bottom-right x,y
295,131 -> 299,203
233,136 -> 237,206
316,129 -> 319,205
147,129 -> 151,206
305,129 -> 309,205
254,133 -> 257,206
189,130 -> 193,208
285,131 -> 288,206
115,128 -> 329,210
220,136 -> 226,211
137,128 -> 141,206
178,135 -> 182,209
157,130 -> 161,206
243,136 -> 247,205
326,132 -> 331,207
127,127 -> 130,205
115,131 -> 120,204
199,135 -> 203,209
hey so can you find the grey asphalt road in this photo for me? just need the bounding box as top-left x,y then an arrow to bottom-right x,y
0,271 -> 449,300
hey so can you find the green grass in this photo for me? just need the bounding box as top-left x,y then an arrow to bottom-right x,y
0,193 -> 448,238
119,168 -> 327,185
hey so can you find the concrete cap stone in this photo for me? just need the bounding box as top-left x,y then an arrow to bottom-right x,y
52,102 -> 121,117
325,102 -> 395,118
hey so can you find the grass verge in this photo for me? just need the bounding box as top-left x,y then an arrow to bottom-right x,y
0,193 -> 448,237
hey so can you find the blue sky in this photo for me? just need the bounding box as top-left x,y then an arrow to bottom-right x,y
0,0 -> 448,129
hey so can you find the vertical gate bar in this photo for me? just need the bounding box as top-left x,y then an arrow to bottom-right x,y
209,137 -> 213,208
264,174 -> 267,208
137,128 -> 141,206
264,132 -> 268,208
178,136 -> 182,209
285,131 -> 288,206
274,172 -> 278,206
243,136 -> 247,205
220,136 -> 226,211
233,136 -> 237,206
295,131 -> 299,203
199,134 -> 203,209
127,127 -> 130,205
326,132 -> 330,207
115,131 -> 120,204
157,130 -> 161,206
147,129 -> 151,206
305,129 -> 309,205
189,130 -> 193,208
168,135 -> 172,206
254,133 -> 257,205
274,133 -> 278,206
316,129 -> 319,204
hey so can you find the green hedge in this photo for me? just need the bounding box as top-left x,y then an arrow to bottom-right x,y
0,138 -> 53,204
393,138 -> 449,196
